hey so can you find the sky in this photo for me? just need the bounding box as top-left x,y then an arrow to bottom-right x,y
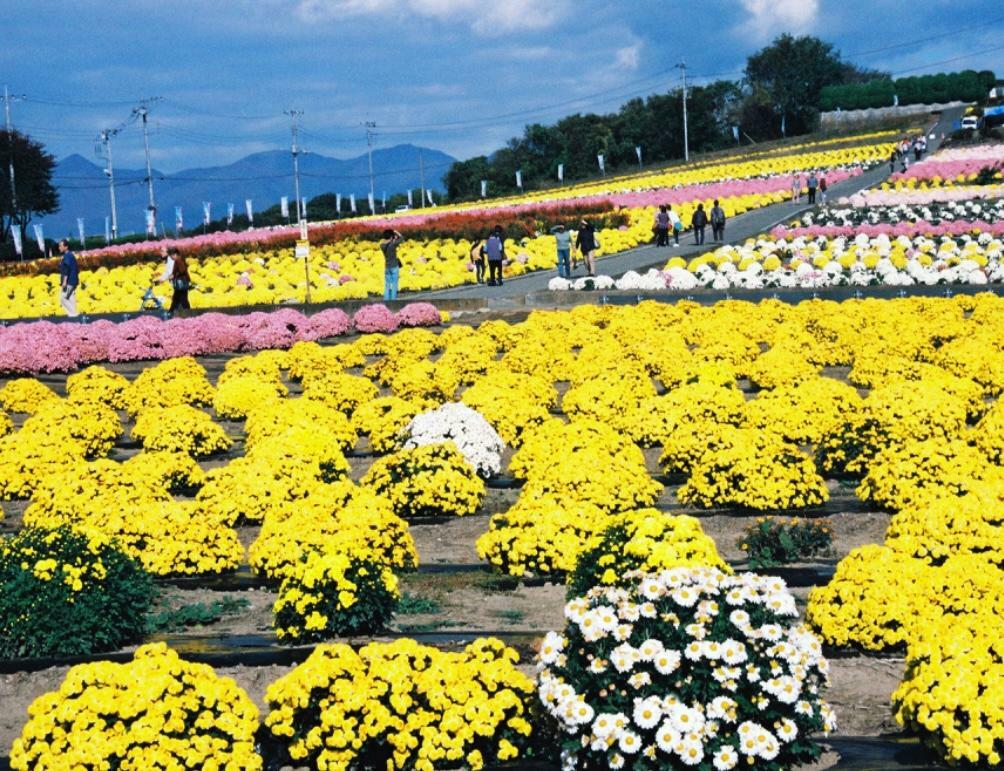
2,0 -> 1003,174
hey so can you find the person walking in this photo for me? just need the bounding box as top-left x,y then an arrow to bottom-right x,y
710,199 -> 726,243
470,237 -> 487,284
575,220 -> 598,275
156,246 -> 192,313
791,175 -> 802,202
551,224 -> 572,278
691,203 -> 708,246
654,205 -> 670,247
379,229 -> 403,300
889,150 -> 898,174
819,177 -> 828,205
807,173 -> 818,204
485,225 -> 506,286
667,206 -> 682,247
57,239 -> 79,317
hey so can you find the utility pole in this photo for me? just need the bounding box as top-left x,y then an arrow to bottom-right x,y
363,121 -> 376,213
132,97 -> 161,235
3,86 -> 24,233
676,61 -> 690,163
285,109 -> 304,222
97,128 -> 121,240
419,151 -> 426,210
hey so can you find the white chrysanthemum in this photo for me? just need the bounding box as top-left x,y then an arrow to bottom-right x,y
713,744 -> 739,770
401,402 -> 505,477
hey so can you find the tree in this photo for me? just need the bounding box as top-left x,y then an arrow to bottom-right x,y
0,129 -> 59,252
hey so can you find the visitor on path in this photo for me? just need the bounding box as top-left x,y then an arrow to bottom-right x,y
140,265 -> 165,311
807,173 -> 818,204
710,200 -> 726,243
654,205 -> 670,246
900,154 -> 910,173
691,203 -> 708,246
791,175 -> 802,202
575,220 -> 598,275
889,150 -> 898,173
380,229 -> 403,300
57,239 -> 79,317
470,237 -> 487,284
819,177 -> 828,205
551,224 -> 572,278
913,138 -> 923,162
157,246 -> 191,313
667,206 -> 682,247
485,226 -> 506,286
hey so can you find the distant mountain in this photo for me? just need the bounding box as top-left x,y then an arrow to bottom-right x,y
41,144 -> 455,238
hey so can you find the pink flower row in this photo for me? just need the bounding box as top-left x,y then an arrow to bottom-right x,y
771,221 -> 1004,240
0,302 -> 441,376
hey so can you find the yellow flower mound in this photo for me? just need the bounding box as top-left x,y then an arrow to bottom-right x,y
973,399 -> 1004,464
273,550 -> 399,641
561,369 -> 657,440
361,441 -> 485,519
679,435 -> 828,510
65,365 -> 130,409
384,359 -> 454,407
264,637 -> 534,771
352,396 -> 423,453
509,418 -> 634,480
461,369 -> 556,445
0,430 -> 85,500
122,449 -> 206,492
0,410 -> 10,438
566,509 -> 730,596
287,340 -> 364,381
218,348 -> 288,384
301,370 -> 379,415
244,397 -> 356,452
22,399 -> 123,458
132,404 -> 233,457
122,356 -> 215,416
745,376 -> 863,444
0,377 -> 58,413
249,481 -> 417,580
212,373 -> 287,420
10,642 -> 262,771
746,344 -> 822,389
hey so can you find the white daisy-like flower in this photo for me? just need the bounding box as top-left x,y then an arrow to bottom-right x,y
713,745 -> 739,770
618,730 -> 642,755
632,696 -> 663,730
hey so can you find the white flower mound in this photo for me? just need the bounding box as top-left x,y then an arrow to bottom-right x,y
401,402 -> 505,478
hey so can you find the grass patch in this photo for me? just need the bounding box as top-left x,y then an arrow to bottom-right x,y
397,593 -> 442,615
397,620 -> 448,633
146,596 -> 250,633
492,609 -> 527,624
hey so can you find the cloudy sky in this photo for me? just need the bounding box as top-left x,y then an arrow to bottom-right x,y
3,0 -> 1002,172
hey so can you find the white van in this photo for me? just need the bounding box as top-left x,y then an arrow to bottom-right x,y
961,115 -> 979,131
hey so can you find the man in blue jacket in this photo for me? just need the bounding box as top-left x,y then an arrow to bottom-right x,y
57,239 -> 80,317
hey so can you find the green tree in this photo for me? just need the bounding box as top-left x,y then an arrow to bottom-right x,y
1,129 -> 59,257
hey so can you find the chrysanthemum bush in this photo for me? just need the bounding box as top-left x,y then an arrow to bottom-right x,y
264,637 -> 534,771
352,395 -> 422,453
245,397 -> 357,452
132,403 -> 233,457
212,372 -> 287,420
10,642 -> 262,771
538,568 -> 836,771
745,377 -> 863,444
461,369 -> 556,445
22,398 -> 123,458
273,550 -> 399,642
0,525 -> 153,658
122,449 -> 206,493
0,377 -> 58,413
361,441 -> 485,518
65,364 -> 129,409
122,355 -> 215,416
301,370 -> 379,415
401,402 -> 505,477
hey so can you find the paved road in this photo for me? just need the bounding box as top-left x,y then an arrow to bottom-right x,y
421,107 -> 965,305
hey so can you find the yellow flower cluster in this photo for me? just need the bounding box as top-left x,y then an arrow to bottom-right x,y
0,377 -> 58,413
244,397 -> 357,452
0,409 -> 10,438
123,449 -> 206,492
264,637 -> 533,771
301,370 -> 379,415
212,373 -> 287,420
745,376 -> 863,444
65,364 -> 130,408
10,642 -> 261,771
22,398 -> 123,458
461,368 -> 555,445
352,395 -> 422,452
122,356 -> 215,416
132,403 -> 233,457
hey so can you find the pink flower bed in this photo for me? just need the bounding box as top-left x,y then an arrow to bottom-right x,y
888,147 -> 1004,183
772,221 -> 1004,240
841,186 -> 1004,207
0,302 -> 440,375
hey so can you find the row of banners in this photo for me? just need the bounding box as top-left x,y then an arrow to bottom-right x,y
487,147 -> 644,196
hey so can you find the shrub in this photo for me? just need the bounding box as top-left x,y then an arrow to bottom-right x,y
212,373 -> 287,420
122,356 -> 215,416
65,365 -> 130,409
122,450 -> 206,492
361,441 -> 485,518
353,303 -> 400,333
539,568 -> 836,771
300,370 -> 379,415
0,377 -> 58,413
397,301 -> 442,327
265,638 -> 534,770
0,526 -> 153,658
739,517 -> 834,568
132,404 -> 233,457
10,642 -> 261,770
352,395 -> 422,453
273,551 -> 399,642
400,402 -> 505,477
22,399 -> 123,458
245,397 -> 357,451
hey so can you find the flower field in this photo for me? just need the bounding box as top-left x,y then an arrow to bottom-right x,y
3,289 -> 1004,767
0,131 -> 897,319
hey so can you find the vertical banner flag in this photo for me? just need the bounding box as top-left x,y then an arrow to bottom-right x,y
227,203 -> 235,226
480,180 -> 487,198
381,192 -> 386,210
77,218 -> 85,247
145,208 -> 156,236
367,192 -> 375,214
732,125 -> 740,143
202,201 -> 212,225
427,189 -> 434,205
10,226 -> 22,256
301,198 -> 307,219
635,146 -> 642,165
280,196 -> 289,219
407,189 -> 413,207
32,224 -> 44,252
104,216 -> 111,244
597,154 -> 605,174
557,163 -> 564,182
336,193 -> 342,213
515,169 -> 523,189
245,199 -> 254,226
174,206 -> 184,233
350,194 -> 357,213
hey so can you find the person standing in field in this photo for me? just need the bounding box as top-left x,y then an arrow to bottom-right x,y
470,237 -> 487,284
819,177 -> 828,205
691,203 -> 708,246
485,225 -> 506,286
57,239 -> 79,317
157,246 -> 192,313
667,206 -> 682,247
654,205 -> 670,246
807,173 -> 818,204
551,224 -> 572,278
791,175 -> 802,202
380,229 -> 403,300
710,199 -> 726,243
575,220 -> 598,275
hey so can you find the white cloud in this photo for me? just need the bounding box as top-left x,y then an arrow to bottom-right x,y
292,0 -> 569,34
740,0 -> 819,40
615,43 -> 641,71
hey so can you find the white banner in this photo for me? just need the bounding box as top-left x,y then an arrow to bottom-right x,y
597,154 -> 605,174
426,189 -> 434,205
10,226 -> 22,256
104,216 -> 111,244
203,201 -> 212,225
174,206 -> 184,232
227,202 -> 235,226
145,208 -> 156,236
245,199 -> 254,225
77,218 -> 85,247
407,189 -> 413,207
515,169 -> 523,188
280,196 -> 289,219
635,145 -> 642,164
32,223 -> 44,252
480,179 -> 487,198
301,198 -> 307,219
336,193 -> 342,212
557,163 -> 564,182
381,191 -> 386,210
367,192 -> 375,214
350,194 -> 357,213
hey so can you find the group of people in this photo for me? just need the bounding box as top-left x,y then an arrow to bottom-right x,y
890,134 -> 928,173
653,200 -> 727,247
790,173 -> 828,205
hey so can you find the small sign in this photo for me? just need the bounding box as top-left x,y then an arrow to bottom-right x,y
295,240 -> 310,259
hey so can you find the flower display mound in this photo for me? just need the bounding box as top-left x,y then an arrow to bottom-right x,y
539,567 -> 836,771
352,395 -> 422,453
361,441 -> 485,519
510,418 -> 635,481
274,550 -> 399,643
0,377 -> 59,413
461,369 -> 556,446
245,397 -> 357,452
566,510 -> 730,598
893,613 -> 1004,767
123,355 -> 215,417
10,642 -> 262,771
212,373 -> 287,420
401,402 -> 505,478
22,398 -> 123,459
132,404 -> 233,457
264,637 -> 534,771
745,377 -> 863,445
353,302 -> 400,334
65,364 -> 130,409
0,525 -> 153,658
